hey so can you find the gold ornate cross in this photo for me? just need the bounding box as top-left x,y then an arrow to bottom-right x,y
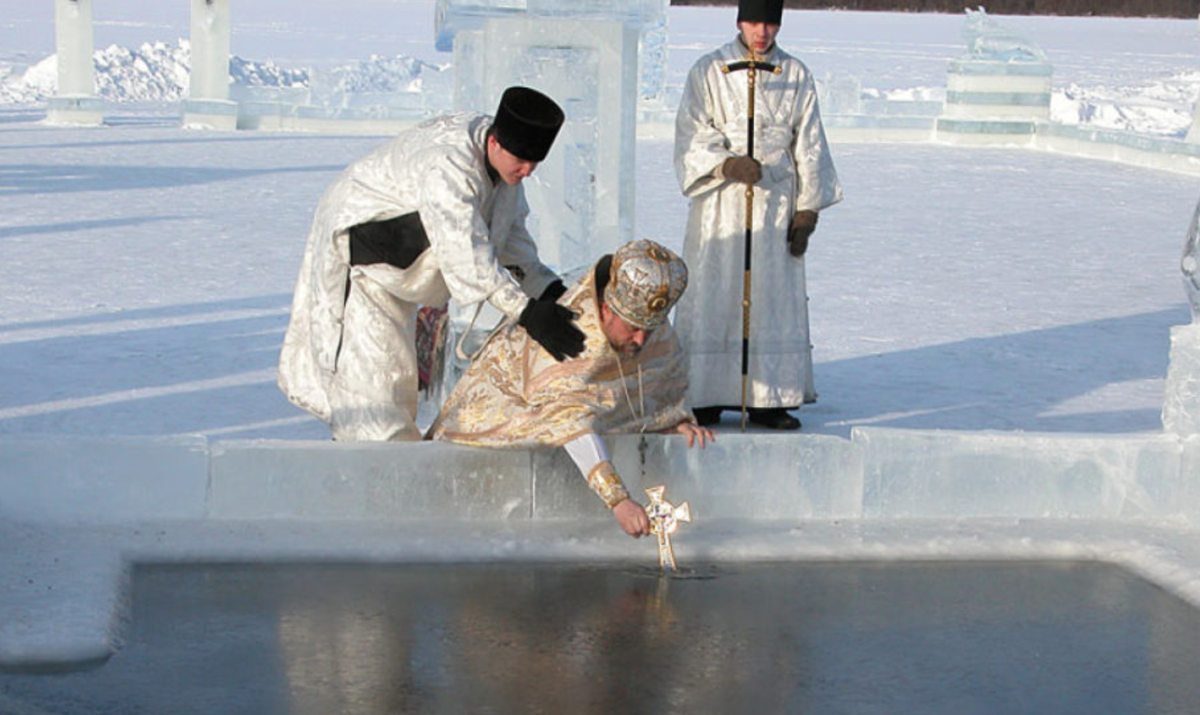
644,485 -> 692,571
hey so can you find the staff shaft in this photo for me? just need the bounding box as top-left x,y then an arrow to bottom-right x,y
721,54 -> 778,432
740,58 -> 759,433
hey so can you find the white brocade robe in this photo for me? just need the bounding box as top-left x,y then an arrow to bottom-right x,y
673,37 -> 842,409
278,113 -> 558,441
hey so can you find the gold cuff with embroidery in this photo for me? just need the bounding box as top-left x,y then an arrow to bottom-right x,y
587,460 -> 630,509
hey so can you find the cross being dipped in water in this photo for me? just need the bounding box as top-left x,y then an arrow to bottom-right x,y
643,485 -> 692,571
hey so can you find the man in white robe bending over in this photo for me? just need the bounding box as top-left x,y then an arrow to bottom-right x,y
279,86 -> 584,441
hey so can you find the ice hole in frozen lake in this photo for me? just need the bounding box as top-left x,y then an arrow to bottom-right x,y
2,559 -> 1200,714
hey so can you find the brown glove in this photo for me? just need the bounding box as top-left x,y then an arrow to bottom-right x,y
788,210 -> 818,257
722,156 -> 761,185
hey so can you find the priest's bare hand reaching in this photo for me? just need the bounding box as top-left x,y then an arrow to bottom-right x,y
670,421 -> 716,448
613,498 -> 652,538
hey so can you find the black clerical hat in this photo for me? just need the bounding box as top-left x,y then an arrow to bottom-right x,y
491,86 -> 564,163
737,0 -> 784,25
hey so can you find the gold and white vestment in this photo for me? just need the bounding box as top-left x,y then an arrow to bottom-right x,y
427,266 -> 694,503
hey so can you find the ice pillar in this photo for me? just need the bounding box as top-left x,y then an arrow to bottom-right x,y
47,0 -> 103,125
181,0 -> 238,130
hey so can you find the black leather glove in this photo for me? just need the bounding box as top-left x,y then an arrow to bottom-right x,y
539,279 -> 567,302
722,156 -> 762,185
518,299 -> 585,361
788,210 -> 818,257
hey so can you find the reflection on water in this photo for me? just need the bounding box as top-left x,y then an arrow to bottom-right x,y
2,561 -> 1200,714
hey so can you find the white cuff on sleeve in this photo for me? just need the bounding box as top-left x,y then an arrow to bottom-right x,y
564,433 -> 611,477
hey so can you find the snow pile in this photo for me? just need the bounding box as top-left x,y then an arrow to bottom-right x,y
876,86 -> 945,102
0,41 -> 437,107
321,55 -> 442,95
308,54 -> 450,109
94,40 -> 191,102
229,53 -> 309,91
0,55 -> 56,104
1,41 -> 193,103
1050,71 -> 1200,138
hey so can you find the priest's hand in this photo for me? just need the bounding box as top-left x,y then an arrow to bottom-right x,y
519,298 -> 585,361
613,498 -> 651,538
788,210 -> 818,257
672,421 -> 715,448
722,155 -> 762,185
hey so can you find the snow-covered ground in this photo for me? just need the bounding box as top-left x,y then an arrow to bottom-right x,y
3,3 -> 1200,440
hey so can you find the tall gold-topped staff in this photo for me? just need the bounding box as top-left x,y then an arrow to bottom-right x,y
721,51 -> 781,432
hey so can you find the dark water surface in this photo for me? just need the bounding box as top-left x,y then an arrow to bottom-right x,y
3,560 -> 1200,714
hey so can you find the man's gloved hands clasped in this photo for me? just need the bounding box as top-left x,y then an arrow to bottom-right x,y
722,156 -> 762,185
519,298 -> 585,361
787,210 -> 818,257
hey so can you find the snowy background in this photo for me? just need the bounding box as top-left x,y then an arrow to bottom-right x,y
2,1 -> 1200,440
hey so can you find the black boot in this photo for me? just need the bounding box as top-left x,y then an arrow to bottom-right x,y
747,407 -> 801,430
693,406 -> 722,426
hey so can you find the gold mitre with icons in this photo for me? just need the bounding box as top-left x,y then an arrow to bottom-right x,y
603,239 -> 688,330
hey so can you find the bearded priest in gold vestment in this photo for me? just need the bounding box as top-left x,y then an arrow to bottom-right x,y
428,240 -> 715,537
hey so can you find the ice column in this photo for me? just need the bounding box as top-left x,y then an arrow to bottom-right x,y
47,0 -> 102,126
181,0 -> 238,130
1163,197 -> 1200,435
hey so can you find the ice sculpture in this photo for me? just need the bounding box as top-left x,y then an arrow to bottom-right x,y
941,7 -> 1053,127
962,7 -> 1047,63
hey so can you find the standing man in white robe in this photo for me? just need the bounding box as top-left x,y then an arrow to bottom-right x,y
279,86 -> 585,441
673,0 -> 842,430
